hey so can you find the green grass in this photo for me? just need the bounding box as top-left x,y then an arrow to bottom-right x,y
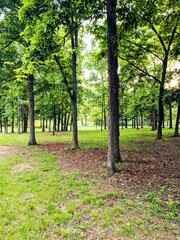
0,127 -> 179,239
0,126 -> 175,147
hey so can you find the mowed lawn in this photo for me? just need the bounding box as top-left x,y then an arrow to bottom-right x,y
0,127 -> 179,239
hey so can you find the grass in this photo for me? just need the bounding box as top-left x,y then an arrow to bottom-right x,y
0,125 -> 175,147
0,126 -> 179,239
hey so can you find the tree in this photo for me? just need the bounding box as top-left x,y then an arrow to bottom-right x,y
106,0 -> 121,172
117,0 -> 179,139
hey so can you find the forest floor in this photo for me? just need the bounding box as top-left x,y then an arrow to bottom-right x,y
0,132 -> 179,239
41,136 -> 180,200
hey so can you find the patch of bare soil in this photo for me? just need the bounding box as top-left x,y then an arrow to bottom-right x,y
41,137 -> 180,198
0,145 -> 23,159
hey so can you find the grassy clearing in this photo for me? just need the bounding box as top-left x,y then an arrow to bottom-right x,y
0,127 -> 179,239
0,126 -> 175,147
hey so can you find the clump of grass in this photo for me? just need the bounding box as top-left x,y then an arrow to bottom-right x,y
142,185 -> 180,219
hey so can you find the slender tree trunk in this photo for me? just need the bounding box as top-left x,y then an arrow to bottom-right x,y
48,118 -> 51,132
107,0 -> 121,172
125,118 -> 128,128
57,110 -> 60,131
61,109 -> 64,131
136,116 -> 139,130
65,113 -> 70,131
157,54 -> 168,139
17,95 -> 21,134
42,116 -> 45,132
104,109 -> 107,130
11,111 -> 14,133
52,104 -> 56,135
28,74 -> 37,145
169,103 -> 173,128
174,104 -> 180,137
4,117 -> 8,134
141,114 -> 144,128
0,119 -> 2,133
23,109 -> 28,133
21,105 -> 24,133
71,28 -> 79,149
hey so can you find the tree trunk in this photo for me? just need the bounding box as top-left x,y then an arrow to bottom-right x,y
48,119 -> 51,132
52,104 -> 56,135
107,0 -> 121,172
11,111 -> 14,133
104,109 -> 107,130
42,116 -> 45,132
151,109 -> 157,130
157,87 -> 164,138
169,103 -> 173,128
157,54 -> 168,139
141,114 -> 143,128
125,118 -> 128,128
174,104 -> 180,137
4,117 -> 8,134
136,116 -> 139,130
57,110 -> 60,131
0,119 -> 2,133
17,95 -> 21,134
23,108 -> 28,133
71,28 -> 79,149
28,74 -> 37,145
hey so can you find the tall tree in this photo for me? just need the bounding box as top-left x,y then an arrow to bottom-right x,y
117,0 -> 179,139
106,0 -> 121,172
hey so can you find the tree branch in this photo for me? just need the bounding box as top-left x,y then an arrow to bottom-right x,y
149,22 -> 167,54
119,55 -> 161,84
53,54 -> 72,99
124,38 -> 163,61
167,22 -> 178,52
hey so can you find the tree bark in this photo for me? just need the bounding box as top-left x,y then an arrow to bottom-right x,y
4,117 -> 8,134
52,104 -> 56,135
17,95 -> 21,134
157,57 -> 167,139
169,103 -> 173,128
174,104 -> 180,137
141,114 -> 144,128
71,27 -> 79,149
42,116 -> 45,132
28,74 -> 37,145
151,109 -> 157,131
11,110 -> 14,133
0,119 -> 2,133
107,0 -> 121,172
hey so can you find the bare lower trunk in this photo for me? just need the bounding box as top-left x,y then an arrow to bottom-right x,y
17,95 -> 21,134
42,116 -> 45,132
28,74 -> 37,145
107,0 -> 121,172
151,109 -> 157,131
4,117 -> 8,134
157,55 -> 168,139
0,119 -> 2,132
169,103 -> 173,128
174,104 -> 180,137
71,29 -> 79,149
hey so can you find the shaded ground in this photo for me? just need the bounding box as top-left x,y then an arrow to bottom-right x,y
41,137 -> 180,199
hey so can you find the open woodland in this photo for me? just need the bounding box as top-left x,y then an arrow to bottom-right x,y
0,0 -> 180,239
